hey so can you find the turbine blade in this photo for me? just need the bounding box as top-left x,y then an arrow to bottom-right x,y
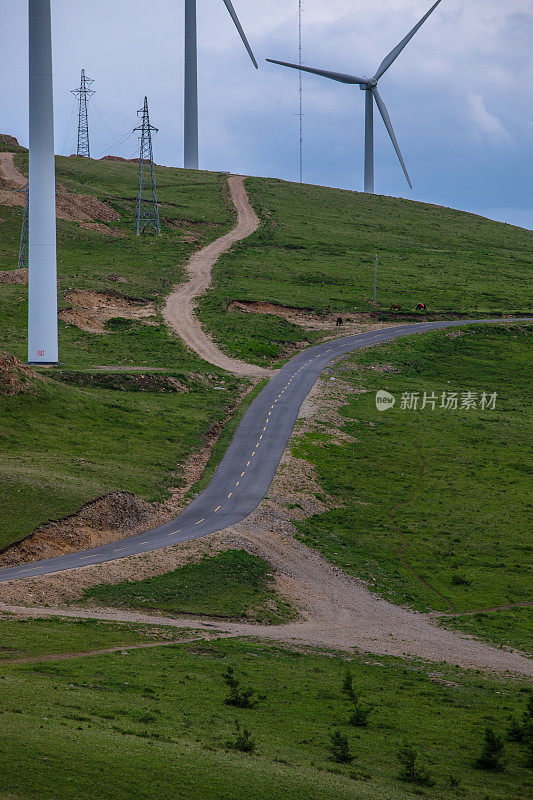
266,59 -> 366,85
374,0 -> 443,80
372,88 -> 412,189
221,0 -> 258,69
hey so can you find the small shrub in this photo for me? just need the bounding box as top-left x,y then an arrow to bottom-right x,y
475,727 -> 506,771
349,699 -> 372,728
342,668 -> 372,727
342,668 -> 355,700
329,730 -> 354,764
226,720 -> 256,753
451,574 -> 471,586
507,715 -> 524,742
222,666 -> 259,709
397,742 -> 434,786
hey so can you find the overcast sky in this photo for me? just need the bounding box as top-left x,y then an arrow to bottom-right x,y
1,0 -> 532,229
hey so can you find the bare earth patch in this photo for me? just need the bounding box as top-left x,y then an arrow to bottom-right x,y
58,289 -> 156,333
0,351 -> 40,396
228,299 -> 418,338
0,268 -> 28,285
0,152 -> 122,233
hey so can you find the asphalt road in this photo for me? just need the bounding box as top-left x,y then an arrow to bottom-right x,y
0,319 -> 525,584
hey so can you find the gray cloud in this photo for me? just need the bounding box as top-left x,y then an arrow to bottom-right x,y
1,0 -> 532,228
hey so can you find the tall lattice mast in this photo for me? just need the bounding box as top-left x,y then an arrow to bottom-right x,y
71,69 -> 94,157
17,183 -> 29,269
298,0 -> 303,183
134,97 -> 161,236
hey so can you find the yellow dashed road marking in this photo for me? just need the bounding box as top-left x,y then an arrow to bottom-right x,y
241,472 -> 245,477
214,506 -> 221,512
228,492 -> 233,498
247,460 -> 251,466
195,519 -> 205,525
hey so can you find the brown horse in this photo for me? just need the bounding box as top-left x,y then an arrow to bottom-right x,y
390,304 -> 402,312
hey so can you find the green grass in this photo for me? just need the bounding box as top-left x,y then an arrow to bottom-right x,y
83,549 -> 296,624
197,177 -> 532,364
438,608 -> 533,654
0,370 -> 240,550
0,617 -> 181,660
0,153 -> 233,367
0,154 -> 256,547
0,624 -> 531,800
291,324 -> 532,652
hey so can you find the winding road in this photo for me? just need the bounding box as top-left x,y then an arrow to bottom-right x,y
0,318 -> 525,585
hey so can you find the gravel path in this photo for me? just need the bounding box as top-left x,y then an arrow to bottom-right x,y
163,175 -> 271,378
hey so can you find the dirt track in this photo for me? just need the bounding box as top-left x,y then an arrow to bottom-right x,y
163,175 -> 271,378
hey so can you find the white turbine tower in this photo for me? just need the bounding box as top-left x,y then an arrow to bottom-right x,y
184,0 -> 258,169
28,0 -> 58,364
267,0 -> 443,194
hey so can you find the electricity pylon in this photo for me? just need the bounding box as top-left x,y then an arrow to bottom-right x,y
71,69 -> 94,158
134,97 -> 161,236
17,183 -> 29,269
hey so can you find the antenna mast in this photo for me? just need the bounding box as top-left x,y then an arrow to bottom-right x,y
298,0 -> 303,183
71,69 -> 95,158
134,97 -> 161,236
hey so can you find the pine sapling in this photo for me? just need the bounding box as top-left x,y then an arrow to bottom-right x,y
475,727 -> 506,772
329,730 -> 354,764
226,719 -> 256,753
222,666 -> 259,709
397,742 -> 434,786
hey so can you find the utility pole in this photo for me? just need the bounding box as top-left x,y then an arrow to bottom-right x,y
71,69 -> 94,158
134,97 -> 161,236
18,184 -> 29,270
28,0 -> 58,364
374,255 -> 378,303
298,0 -> 303,183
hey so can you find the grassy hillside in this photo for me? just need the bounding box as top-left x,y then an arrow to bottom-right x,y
292,324 -> 533,652
0,367 -> 240,550
198,177 -> 533,364
0,152 -> 233,367
0,152 -> 244,548
0,623 -> 531,800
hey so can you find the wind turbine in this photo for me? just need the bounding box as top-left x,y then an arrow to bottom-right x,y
28,0 -> 58,364
184,0 -> 258,169
267,0 -> 443,194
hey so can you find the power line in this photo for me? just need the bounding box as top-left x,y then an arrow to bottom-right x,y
71,69 -> 95,157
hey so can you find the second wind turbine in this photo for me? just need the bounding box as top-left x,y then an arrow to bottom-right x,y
184,0 -> 257,170
267,0 -> 443,194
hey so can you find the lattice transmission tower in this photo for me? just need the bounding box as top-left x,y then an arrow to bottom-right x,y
17,183 -> 29,269
134,97 -> 161,236
71,69 -> 94,157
